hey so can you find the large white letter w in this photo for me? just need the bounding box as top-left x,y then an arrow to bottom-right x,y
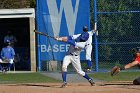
46,0 -> 80,36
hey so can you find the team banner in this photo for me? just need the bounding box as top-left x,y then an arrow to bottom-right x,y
37,0 -> 90,61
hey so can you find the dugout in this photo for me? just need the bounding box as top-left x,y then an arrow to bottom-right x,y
0,8 -> 36,71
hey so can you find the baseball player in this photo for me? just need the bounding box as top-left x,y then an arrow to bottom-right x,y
72,25 -> 96,72
55,31 -> 95,88
111,47 -> 140,76
0,40 -> 15,72
111,47 -> 140,84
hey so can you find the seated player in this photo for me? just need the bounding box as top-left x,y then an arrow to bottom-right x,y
0,40 -> 15,72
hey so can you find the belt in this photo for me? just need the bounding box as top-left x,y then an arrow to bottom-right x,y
70,53 -> 78,56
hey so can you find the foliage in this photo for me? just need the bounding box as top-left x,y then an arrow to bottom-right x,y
90,0 -> 94,29
0,0 -> 36,8
90,0 -> 140,63
30,0 -> 36,8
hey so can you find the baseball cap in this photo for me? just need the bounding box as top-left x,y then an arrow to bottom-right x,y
83,25 -> 88,32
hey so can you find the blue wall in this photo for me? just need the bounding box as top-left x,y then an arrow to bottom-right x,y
36,0 -> 90,61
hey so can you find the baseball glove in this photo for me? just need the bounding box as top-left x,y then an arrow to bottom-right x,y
111,66 -> 120,76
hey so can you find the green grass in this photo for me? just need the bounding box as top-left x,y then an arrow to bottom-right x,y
0,72 -> 60,84
89,71 -> 140,81
0,72 -> 139,84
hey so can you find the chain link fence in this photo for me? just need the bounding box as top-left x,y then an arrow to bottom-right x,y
95,13 -> 140,71
91,0 -> 140,71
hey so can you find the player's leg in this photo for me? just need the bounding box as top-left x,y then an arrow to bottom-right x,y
85,45 -> 92,71
7,59 -> 14,71
72,56 -> 95,86
61,55 -> 71,88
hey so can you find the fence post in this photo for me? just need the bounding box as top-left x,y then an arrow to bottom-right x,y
94,0 -> 99,72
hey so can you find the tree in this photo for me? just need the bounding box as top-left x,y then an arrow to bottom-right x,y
0,0 -> 36,9
90,0 -> 140,63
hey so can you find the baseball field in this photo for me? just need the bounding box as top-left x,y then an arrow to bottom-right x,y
0,71 -> 139,93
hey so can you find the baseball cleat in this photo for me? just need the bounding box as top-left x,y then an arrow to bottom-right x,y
84,68 -> 92,72
88,79 -> 95,86
86,68 -> 92,72
60,82 -> 67,88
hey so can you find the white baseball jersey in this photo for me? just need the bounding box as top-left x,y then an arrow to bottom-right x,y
71,30 -> 95,61
67,42 -> 86,56
62,42 -> 87,76
72,30 -> 95,45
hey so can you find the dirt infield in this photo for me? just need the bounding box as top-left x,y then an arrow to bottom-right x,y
0,82 -> 139,93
